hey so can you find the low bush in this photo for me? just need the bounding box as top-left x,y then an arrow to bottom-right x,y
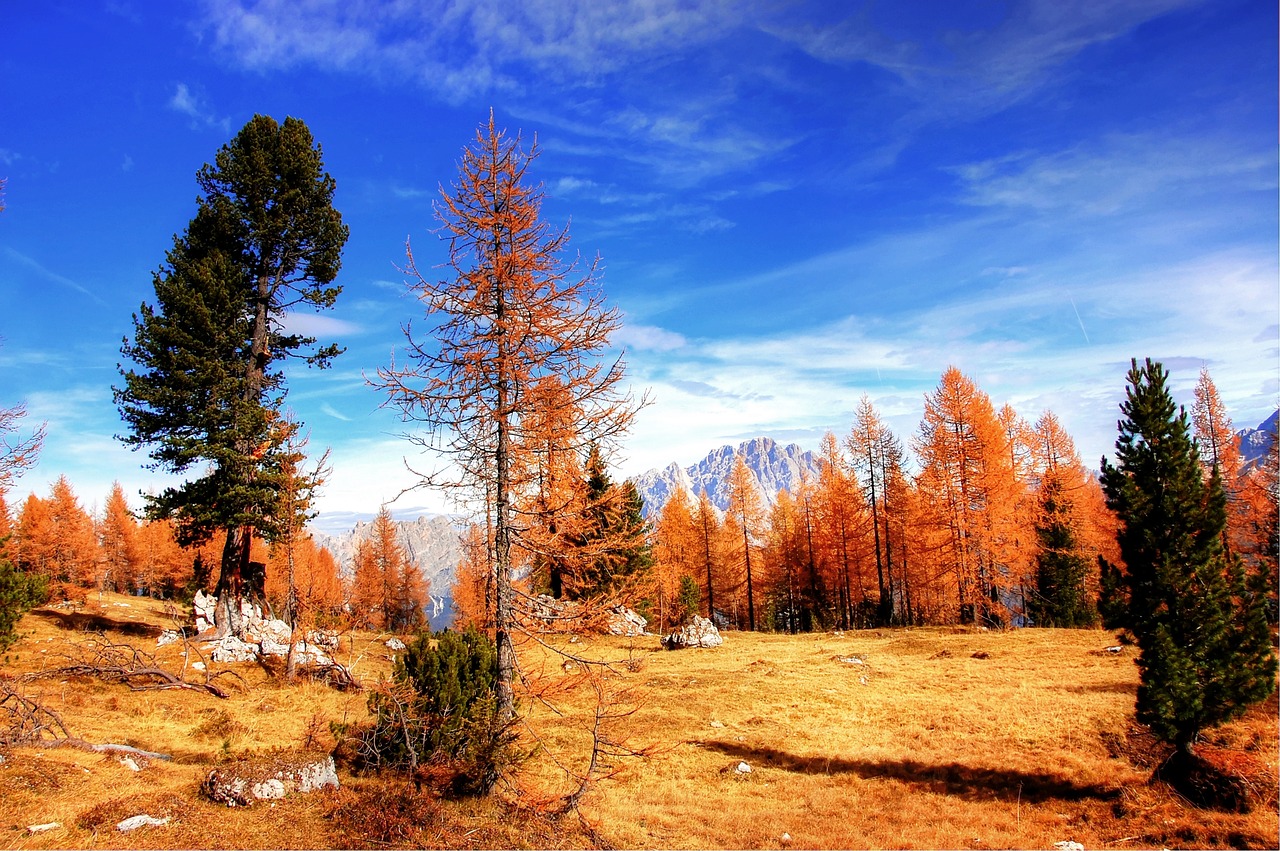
340,625 -> 522,795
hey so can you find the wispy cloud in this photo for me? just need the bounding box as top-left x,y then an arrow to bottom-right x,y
768,0 -> 1204,123
320,402 -> 351,421
281,311 -> 365,338
954,133 -> 1274,216
613,323 -> 686,352
3,248 -> 105,305
168,82 -> 230,131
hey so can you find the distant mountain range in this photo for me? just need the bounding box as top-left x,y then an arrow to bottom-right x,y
629,436 -> 821,519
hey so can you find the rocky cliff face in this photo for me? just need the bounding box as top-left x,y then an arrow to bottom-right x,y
630,436 -> 821,518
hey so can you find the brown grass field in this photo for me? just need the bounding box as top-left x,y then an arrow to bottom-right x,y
0,591 -> 1275,850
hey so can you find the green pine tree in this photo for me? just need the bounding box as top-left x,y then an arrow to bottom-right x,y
0,554 -> 47,653
1028,482 -> 1097,628
1099,359 -> 1276,783
115,115 -> 347,634
571,446 -> 652,601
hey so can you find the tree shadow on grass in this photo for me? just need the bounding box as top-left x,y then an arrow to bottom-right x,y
699,740 -> 1120,803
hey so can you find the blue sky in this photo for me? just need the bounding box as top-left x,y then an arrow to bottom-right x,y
2,0 -> 1276,528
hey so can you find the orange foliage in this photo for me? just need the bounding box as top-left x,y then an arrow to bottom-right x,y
914,367 -> 1024,626
649,486 -> 699,633
452,522 -> 494,633
350,507 -> 427,632
97,482 -> 141,594
266,534 -> 344,625
724,453 -> 766,630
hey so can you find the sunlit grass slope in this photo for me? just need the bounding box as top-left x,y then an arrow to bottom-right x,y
0,592 -> 1274,849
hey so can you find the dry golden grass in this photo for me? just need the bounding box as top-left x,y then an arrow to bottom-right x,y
0,592 -> 1275,850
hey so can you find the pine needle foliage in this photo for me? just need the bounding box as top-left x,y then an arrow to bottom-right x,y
115,115 -> 346,631
1099,358 -> 1276,755
359,626 -> 520,795
0,554 -> 46,652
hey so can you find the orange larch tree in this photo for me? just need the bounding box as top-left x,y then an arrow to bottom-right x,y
44,476 -> 99,593
375,114 -> 641,719
134,519 -> 188,598
350,507 -> 427,632
1191,367 -> 1245,560
762,488 -> 808,632
914,367 -> 1019,625
724,453 -> 766,631
847,396 -> 907,625
12,493 -> 54,577
452,521 -> 495,632
693,489 -> 724,623
97,482 -> 141,594
813,432 -> 870,629
650,486 -> 699,633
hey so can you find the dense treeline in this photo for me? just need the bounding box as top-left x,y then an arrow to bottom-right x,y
637,366 -> 1277,634
0,478 -> 429,635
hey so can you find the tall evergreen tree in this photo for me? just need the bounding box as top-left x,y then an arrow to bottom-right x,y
1099,359 -> 1275,799
1028,481 -> 1097,628
115,115 -> 347,636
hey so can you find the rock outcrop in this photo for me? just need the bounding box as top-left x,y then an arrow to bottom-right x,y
662,616 -> 723,649
202,754 -> 339,807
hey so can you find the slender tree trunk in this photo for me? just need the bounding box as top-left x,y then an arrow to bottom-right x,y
702,512 -> 715,622
493,271 -> 517,722
742,522 -> 755,631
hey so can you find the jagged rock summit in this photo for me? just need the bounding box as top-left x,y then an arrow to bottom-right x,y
1238,409 -> 1278,469
631,436 -> 821,518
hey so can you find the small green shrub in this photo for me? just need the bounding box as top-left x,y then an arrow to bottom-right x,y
0,557 -> 47,653
352,626 -> 521,795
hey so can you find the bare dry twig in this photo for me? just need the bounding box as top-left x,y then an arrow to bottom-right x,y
21,639 -> 245,698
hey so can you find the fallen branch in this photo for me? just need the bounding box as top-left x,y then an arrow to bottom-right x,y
23,639 -> 245,699
1,680 -> 171,760
1,679 -> 70,746
48,738 -> 172,761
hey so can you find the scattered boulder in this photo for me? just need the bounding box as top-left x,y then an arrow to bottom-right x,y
307,629 -> 340,650
202,753 -> 339,807
1052,842 -> 1084,851
970,651 -> 991,660
735,761 -> 751,775
196,595 -> 333,665
385,637 -> 407,652
662,616 -> 723,650
193,590 -> 217,634
157,630 -> 182,647
605,604 -> 648,636
208,634 -> 259,663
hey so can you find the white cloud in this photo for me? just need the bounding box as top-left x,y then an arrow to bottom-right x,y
617,245 -> 1278,478
281,311 -> 364,338
954,133 -> 1274,216
614,324 -> 686,352
168,82 -> 230,131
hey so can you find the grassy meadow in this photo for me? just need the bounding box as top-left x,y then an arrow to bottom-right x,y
0,592 -> 1275,849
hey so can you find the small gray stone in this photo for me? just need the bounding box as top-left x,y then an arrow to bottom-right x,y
117,814 -> 170,832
